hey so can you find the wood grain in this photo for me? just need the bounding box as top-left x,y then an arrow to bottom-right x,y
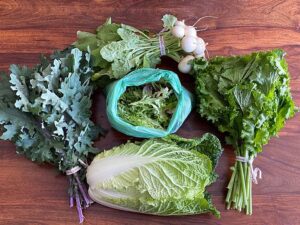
0,0 -> 300,225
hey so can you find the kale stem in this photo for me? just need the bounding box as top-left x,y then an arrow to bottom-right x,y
82,181 -> 93,205
30,116 -> 53,140
74,185 -> 84,223
70,195 -> 74,208
74,173 -> 92,207
68,176 -> 74,208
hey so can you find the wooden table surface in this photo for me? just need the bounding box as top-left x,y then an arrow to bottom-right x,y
0,0 -> 300,225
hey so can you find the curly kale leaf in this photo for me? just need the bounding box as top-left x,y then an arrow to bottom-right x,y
0,48 -> 103,172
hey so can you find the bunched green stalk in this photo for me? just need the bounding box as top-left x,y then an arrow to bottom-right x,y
226,149 -> 255,214
74,15 -> 183,82
192,50 -> 297,214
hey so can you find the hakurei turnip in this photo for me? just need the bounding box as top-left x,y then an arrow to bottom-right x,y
178,55 -> 195,73
184,26 -> 197,37
181,36 -> 197,53
175,20 -> 186,27
172,25 -> 185,38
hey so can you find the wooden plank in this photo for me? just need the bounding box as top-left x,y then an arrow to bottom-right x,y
0,0 -> 299,30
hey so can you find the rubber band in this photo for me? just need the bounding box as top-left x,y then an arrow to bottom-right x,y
236,156 -> 262,184
78,159 -> 88,168
66,166 -> 81,176
158,28 -> 166,56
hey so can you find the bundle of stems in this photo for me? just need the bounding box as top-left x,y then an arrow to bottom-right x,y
226,148 -> 259,214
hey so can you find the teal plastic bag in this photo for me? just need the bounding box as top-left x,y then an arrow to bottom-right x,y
106,68 -> 194,138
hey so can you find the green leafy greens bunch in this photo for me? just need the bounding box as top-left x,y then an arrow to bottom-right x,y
118,80 -> 178,130
87,133 -> 223,217
192,49 -> 297,214
74,15 -> 182,82
0,48 -> 103,223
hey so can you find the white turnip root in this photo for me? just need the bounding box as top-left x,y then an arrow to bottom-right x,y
193,37 -> 206,56
172,25 -> 185,38
178,55 -> 195,73
181,36 -> 197,53
175,20 -> 186,27
184,26 -> 197,37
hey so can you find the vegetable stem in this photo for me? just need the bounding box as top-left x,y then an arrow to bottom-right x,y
74,173 -> 93,207
238,161 -> 247,206
226,152 -> 253,214
225,166 -> 236,204
75,185 -> 84,224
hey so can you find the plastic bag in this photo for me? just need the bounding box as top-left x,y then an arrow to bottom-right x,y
106,68 -> 194,138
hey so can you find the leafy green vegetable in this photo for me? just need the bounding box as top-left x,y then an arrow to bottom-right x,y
74,15 -> 182,82
0,48 -> 104,222
162,133 -> 223,168
118,80 -> 178,129
86,134 -> 222,217
192,49 -> 297,214
0,48 -> 101,170
161,14 -> 177,29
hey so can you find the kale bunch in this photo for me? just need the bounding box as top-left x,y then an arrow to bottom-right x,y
0,48 -> 104,222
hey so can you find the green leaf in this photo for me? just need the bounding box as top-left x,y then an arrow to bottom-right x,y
193,49 -> 297,154
74,31 -> 98,51
0,72 -> 16,103
90,48 -> 109,68
0,48 -> 103,173
162,14 -> 177,29
74,15 -> 182,80
143,54 -> 161,68
118,82 -> 178,129
193,50 -> 297,212
117,27 -> 140,42
40,90 -> 68,111
96,22 -> 121,42
1,124 -> 18,140
162,133 -> 223,169
9,68 -> 31,111
232,84 -> 255,112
